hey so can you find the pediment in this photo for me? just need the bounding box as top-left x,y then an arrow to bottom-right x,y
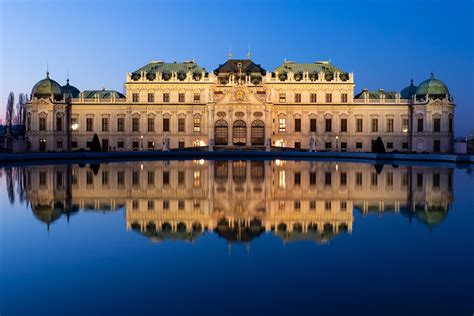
215,86 -> 266,105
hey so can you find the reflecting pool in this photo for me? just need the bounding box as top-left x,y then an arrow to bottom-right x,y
1,160 -> 473,315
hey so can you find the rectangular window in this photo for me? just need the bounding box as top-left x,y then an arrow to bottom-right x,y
386,172 -> 394,187
341,142 -> 347,151
294,118 -> 301,132
102,171 -> 109,186
294,172 -> 301,186
147,171 -> 155,186
417,173 -> 423,188
325,200 -> 332,211
179,141 -> 185,149
163,171 -> 170,185
178,118 -> 185,132
294,142 -> 301,149
102,139 -> 108,151
341,93 -> 348,103
449,117 -> 453,132
279,93 -> 286,103
325,118 -> 332,132
193,170 -> 201,187
310,93 -> 317,103
356,172 -> 363,186
102,117 -> 109,132
86,171 -> 93,185
294,201 -> 301,211
340,172 -> 347,186
309,201 -> 316,211
370,172 -> 379,187
340,118 -> 347,132
433,118 -> 441,132
356,142 -> 363,149
325,93 -> 332,103
163,93 -> 170,103
194,116 -> 201,132
27,116 -> 32,131
56,141 -> 63,149
147,200 -> 154,211
117,118 -> 124,132
325,172 -> 332,186
147,141 -> 154,149
117,171 -> 125,186
310,118 -> 317,132
117,140 -> 124,149
39,117 -> 46,131
402,142 -> 409,149
194,93 -> 201,102
178,200 -> 185,210
279,118 -> 286,132
147,93 -> 154,103
71,141 -> 78,148
310,172 -> 316,185
433,173 -> 440,188
86,118 -> 93,132
417,118 -> 423,132
356,118 -> 363,132
402,118 -> 409,133
325,142 -> 332,149
434,140 -> 441,152
132,171 -> 139,186
132,93 -> 139,102
294,93 -> 301,103
178,93 -> 185,103
341,201 -> 347,211
387,118 -> 394,132
147,117 -> 154,132
371,118 -> 378,132
132,117 -> 139,132
163,118 -> 170,132
56,116 -> 63,132
178,171 -> 185,185
132,141 -> 139,150
163,200 -> 169,210
387,142 -> 393,149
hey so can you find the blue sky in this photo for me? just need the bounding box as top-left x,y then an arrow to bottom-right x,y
1,0 -> 473,135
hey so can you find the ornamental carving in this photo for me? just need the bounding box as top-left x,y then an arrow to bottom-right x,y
235,112 -> 245,118
253,111 -> 263,117
230,88 -> 248,102
217,111 -> 226,117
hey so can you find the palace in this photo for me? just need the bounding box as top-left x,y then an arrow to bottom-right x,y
25,58 -> 455,152
20,160 -> 452,243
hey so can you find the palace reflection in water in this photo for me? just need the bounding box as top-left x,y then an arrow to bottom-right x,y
9,160 -> 453,243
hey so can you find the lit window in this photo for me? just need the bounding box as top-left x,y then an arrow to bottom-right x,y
279,118 -> 286,132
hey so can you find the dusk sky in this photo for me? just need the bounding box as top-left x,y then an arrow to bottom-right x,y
1,0 -> 473,135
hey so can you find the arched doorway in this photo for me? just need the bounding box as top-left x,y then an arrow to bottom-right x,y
214,119 -> 228,145
233,120 -> 246,145
251,120 -> 265,145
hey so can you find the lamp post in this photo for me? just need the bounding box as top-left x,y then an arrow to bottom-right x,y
70,123 -> 79,151
140,135 -> 144,150
336,135 -> 339,152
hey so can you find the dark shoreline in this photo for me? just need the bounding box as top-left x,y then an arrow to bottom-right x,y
0,150 -> 472,166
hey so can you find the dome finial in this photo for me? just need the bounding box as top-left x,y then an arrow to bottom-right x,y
431,72 -> 435,79
410,78 -> 413,85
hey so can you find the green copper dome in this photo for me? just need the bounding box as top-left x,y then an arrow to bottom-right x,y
400,80 -> 417,99
416,74 -> 449,99
61,79 -> 80,98
31,72 -> 63,100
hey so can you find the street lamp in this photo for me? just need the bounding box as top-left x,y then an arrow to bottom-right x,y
71,123 -> 79,131
335,135 -> 339,151
140,135 -> 144,150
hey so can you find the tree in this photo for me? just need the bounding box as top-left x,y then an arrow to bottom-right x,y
16,93 -> 26,138
5,92 -> 14,133
90,133 -> 102,152
372,137 -> 386,153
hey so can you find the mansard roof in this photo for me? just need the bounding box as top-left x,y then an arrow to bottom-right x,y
131,60 -> 206,75
81,89 -> 125,99
213,59 -> 266,76
354,90 -> 398,99
273,61 -> 347,75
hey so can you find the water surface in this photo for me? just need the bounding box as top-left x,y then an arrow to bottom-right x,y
1,160 -> 473,315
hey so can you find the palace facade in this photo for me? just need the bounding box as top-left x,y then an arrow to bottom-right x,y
25,58 -> 455,152
20,160 -> 453,242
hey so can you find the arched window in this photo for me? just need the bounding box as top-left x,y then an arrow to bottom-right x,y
214,119 -> 228,145
251,120 -> 265,145
233,120 -> 246,145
